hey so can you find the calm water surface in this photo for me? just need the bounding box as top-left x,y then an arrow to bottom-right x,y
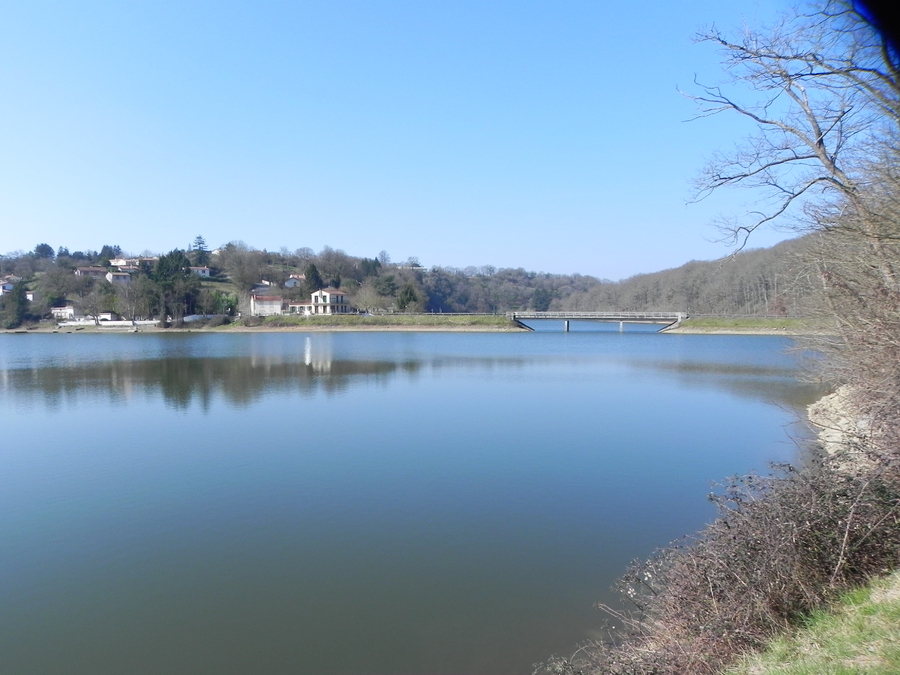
0,330 -> 821,674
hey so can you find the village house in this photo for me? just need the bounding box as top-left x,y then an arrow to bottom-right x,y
287,300 -> 313,315
50,305 -> 83,321
75,267 -> 108,279
284,274 -> 305,288
106,271 -> 132,284
249,294 -> 284,316
311,287 -> 352,315
189,266 -> 211,277
249,287 -> 354,317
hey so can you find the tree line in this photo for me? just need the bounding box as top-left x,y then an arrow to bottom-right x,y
1,231 -> 822,329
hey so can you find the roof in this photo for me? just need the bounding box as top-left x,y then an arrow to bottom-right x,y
252,295 -> 283,301
315,287 -> 344,294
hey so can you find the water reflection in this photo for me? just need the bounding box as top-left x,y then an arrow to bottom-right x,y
0,333 -> 819,675
624,357 -> 827,409
0,347 -> 819,411
0,356 -> 416,410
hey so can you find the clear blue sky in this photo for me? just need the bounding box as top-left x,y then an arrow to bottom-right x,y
0,0 -> 792,280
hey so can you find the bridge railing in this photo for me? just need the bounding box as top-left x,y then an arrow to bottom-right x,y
507,311 -> 687,321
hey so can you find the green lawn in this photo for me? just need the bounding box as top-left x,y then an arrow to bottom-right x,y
228,314 -> 522,329
677,317 -> 817,331
726,572 -> 900,675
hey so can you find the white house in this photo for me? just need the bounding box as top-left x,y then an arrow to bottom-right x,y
75,267 -> 108,279
189,266 -> 211,277
106,271 -> 132,284
0,281 -> 14,295
249,294 -> 284,316
284,274 -> 305,288
310,287 -> 352,315
51,305 -> 83,321
287,300 -> 314,315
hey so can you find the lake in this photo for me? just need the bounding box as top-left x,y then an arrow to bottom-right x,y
0,329 -> 821,674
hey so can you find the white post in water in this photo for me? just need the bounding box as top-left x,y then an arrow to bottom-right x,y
619,321 -> 624,332
563,320 -> 569,332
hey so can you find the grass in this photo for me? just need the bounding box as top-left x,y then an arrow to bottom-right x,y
227,314 -> 523,329
676,317 -> 817,332
726,571 -> 900,675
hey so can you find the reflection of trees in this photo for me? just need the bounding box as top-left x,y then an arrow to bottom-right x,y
1,357 -> 415,411
626,358 -> 826,409
0,349 -> 818,412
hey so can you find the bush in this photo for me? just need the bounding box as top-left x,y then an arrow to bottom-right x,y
540,446 -> 900,675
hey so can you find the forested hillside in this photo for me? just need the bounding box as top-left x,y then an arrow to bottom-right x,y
560,236 -> 815,315
0,235 -> 815,327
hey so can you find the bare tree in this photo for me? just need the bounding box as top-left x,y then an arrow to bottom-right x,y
689,0 -> 900,437
217,241 -> 264,312
688,1 -> 900,259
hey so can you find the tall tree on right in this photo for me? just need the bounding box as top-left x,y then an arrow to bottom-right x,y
689,0 -> 900,438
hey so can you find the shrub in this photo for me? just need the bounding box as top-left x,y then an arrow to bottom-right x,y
540,446 -> 900,675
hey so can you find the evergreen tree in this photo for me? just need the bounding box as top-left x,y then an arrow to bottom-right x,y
153,250 -> 198,323
192,235 -> 209,266
0,282 -> 27,328
304,264 -> 324,293
374,275 -> 397,297
97,245 -> 122,264
397,282 -> 418,311
531,287 -> 552,311
33,243 -> 54,259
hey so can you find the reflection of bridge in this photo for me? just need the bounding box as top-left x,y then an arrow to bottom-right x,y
507,311 -> 688,332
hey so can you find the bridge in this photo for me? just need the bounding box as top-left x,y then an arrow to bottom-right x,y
506,311 -> 688,332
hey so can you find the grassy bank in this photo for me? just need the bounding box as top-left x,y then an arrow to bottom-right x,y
726,571 -> 900,675
225,314 -> 524,331
666,317 -> 819,334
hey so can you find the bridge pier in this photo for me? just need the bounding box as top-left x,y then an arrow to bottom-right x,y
563,320 -> 569,332
619,321 -> 624,332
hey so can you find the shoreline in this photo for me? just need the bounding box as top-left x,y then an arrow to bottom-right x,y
2,324 -> 526,334
4,317 -> 824,336
4,325 -> 817,335
661,326 -> 811,336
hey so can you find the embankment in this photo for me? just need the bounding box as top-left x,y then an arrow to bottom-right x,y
663,317 -> 819,335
